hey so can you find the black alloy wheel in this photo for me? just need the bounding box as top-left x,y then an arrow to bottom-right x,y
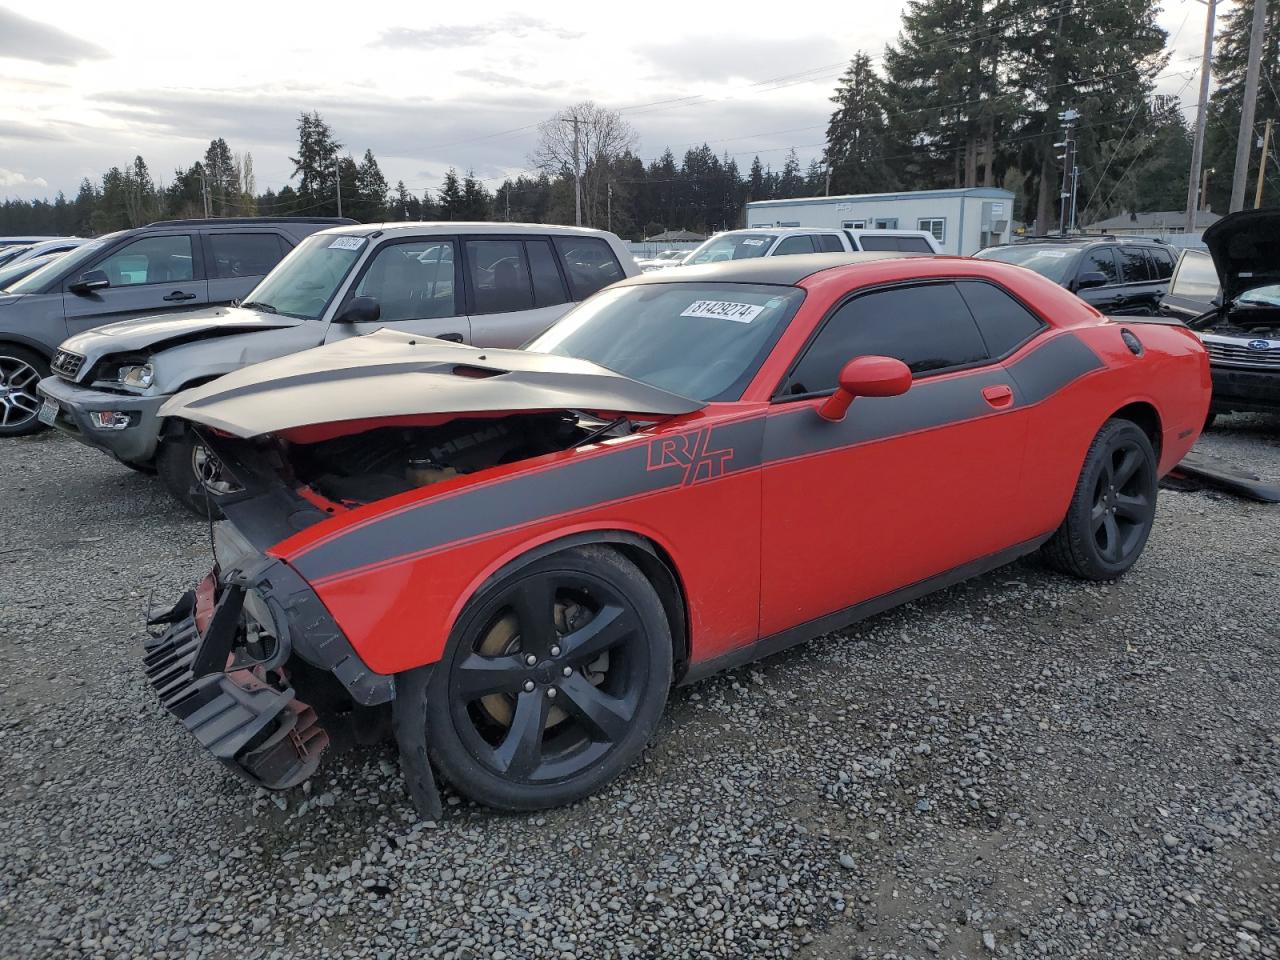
408,545 -> 672,811
1042,418 -> 1158,580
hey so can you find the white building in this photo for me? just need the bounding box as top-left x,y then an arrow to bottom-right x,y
742,187 -> 1015,256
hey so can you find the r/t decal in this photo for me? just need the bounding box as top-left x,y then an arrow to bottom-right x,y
646,428 -> 734,485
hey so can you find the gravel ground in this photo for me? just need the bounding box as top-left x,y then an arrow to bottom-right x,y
1,417 -> 1278,960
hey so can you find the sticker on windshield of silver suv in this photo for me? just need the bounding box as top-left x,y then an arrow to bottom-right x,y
680,300 -> 765,323
328,237 -> 366,251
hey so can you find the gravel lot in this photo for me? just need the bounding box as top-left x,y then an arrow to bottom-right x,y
1,418 -> 1278,960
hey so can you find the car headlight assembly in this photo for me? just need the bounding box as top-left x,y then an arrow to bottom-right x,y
117,363 -> 154,389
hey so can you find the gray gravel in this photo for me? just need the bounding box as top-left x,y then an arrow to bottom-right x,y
1,415 -> 1278,960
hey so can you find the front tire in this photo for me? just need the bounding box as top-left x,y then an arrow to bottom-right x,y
0,346 -> 49,437
1041,418 -> 1158,580
156,428 -> 234,517
405,545 -> 673,811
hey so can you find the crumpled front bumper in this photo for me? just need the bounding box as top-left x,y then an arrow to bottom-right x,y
142,534 -> 395,791
36,374 -> 169,464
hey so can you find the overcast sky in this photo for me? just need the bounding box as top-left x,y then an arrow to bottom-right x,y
0,1 -> 1233,203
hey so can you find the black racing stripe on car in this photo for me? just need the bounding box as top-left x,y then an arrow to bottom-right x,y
762,366 -> 1011,465
291,416 -> 768,584
292,334 -> 1102,584
1005,332 -> 1104,404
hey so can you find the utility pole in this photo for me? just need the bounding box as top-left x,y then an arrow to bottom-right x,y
198,173 -> 210,218
606,182 -> 613,233
1186,0 -> 1218,232
334,162 -> 343,218
1055,109 -> 1079,235
568,116 -> 583,227
1230,0 -> 1269,211
1256,118 -> 1274,207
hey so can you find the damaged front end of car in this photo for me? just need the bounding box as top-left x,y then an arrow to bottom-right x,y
143,521 -> 395,793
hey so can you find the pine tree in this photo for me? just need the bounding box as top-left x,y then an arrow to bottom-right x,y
290,112 -> 343,216
437,169 -> 464,220
460,171 -> 492,220
777,149 -> 805,199
203,138 -> 237,215
354,149 -> 389,221
825,53 -> 899,194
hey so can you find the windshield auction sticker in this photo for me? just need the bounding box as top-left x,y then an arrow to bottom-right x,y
328,236 -> 367,251
680,300 -> 765,323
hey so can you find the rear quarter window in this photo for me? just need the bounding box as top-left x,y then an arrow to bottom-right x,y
954,280 -> 1044,357
554,237 -> 625,299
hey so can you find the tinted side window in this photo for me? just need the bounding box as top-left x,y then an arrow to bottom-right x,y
208,233 -> 286,279
468,239 -> 533,314
93,235 -> 193,286
1116,246 -> 1152,283
1080,247 -> 1119,283
1147,247 -> 1175,280
356,240 -> 458,321
815,234 -> 845,253
526,239 -> 568,308
553,236 -> 625,299
954,281 -> 1044,357
896,237 -> 935,253
783,282 -> 989,395
857,235 -> 899,252
773,235 -> 815,256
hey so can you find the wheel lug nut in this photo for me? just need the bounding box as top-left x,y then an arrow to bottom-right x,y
523,680 -> 535,692
562,666 -> 573,677
525,654 -> 537,666
550,645 -> 561,657
546,687 -> 558,699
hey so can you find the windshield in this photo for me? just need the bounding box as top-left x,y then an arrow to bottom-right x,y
974,244 -> 1079,284
684,234 -> 776,265
527,282 -> 804,402
0,253 -> 61,290
241,233 -> 367,320
1236,283 -> 1280,307
5,236 -> 115,295
0,246 -> 31,267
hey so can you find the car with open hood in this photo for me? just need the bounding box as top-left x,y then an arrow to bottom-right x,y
1157,209 -> 1280,424
36,222 -> 636,513
141,251 -> 1209,818
1,216 -> 349,438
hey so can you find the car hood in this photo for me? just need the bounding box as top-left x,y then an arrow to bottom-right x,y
59,305 -> 304,357
160,328 -> 704,438
1202,209 -> 1280,304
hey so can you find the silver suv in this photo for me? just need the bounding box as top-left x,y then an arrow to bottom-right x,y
0,217 -> 351,436
37,222 -> 637,513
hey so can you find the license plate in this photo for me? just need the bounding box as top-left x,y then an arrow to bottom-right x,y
37,398 -> 59,426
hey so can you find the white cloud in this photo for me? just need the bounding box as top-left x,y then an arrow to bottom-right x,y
0,167 -> 50,189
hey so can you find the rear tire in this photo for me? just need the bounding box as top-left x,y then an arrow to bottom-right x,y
405,545 -> 673,811
0,345 -> 50,437
156,428 -> 230,518
1041,419 -> 1158,581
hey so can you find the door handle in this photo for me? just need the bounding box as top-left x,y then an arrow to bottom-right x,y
982,384 -> 1014,408
163,291 -> 197,302
435,332 -> 464,343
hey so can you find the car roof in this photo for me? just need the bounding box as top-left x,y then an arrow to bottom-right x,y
617,252 -> 920,286
714,226 -> 845,236
314,221 -> 621,240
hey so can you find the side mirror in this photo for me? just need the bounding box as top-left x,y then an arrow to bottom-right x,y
69,269 -> 110,294
336,295 -> 380,324
1074,271 -> 1109,291
818,356 -> 912,422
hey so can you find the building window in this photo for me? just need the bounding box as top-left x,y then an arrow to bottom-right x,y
779,221 -> 801,227
918,218 -> 946,243
874,218 -> 898,229
842,219 -> 868,229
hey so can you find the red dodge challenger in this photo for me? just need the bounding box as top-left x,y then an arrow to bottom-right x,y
144,252 -> 1210,817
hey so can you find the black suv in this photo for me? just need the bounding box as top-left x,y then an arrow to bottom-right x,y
974,236 -> 1177,315
0,216 -> 352,436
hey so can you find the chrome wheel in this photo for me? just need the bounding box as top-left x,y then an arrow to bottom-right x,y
0,354 -> 40,430
191,442 -> 239,497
